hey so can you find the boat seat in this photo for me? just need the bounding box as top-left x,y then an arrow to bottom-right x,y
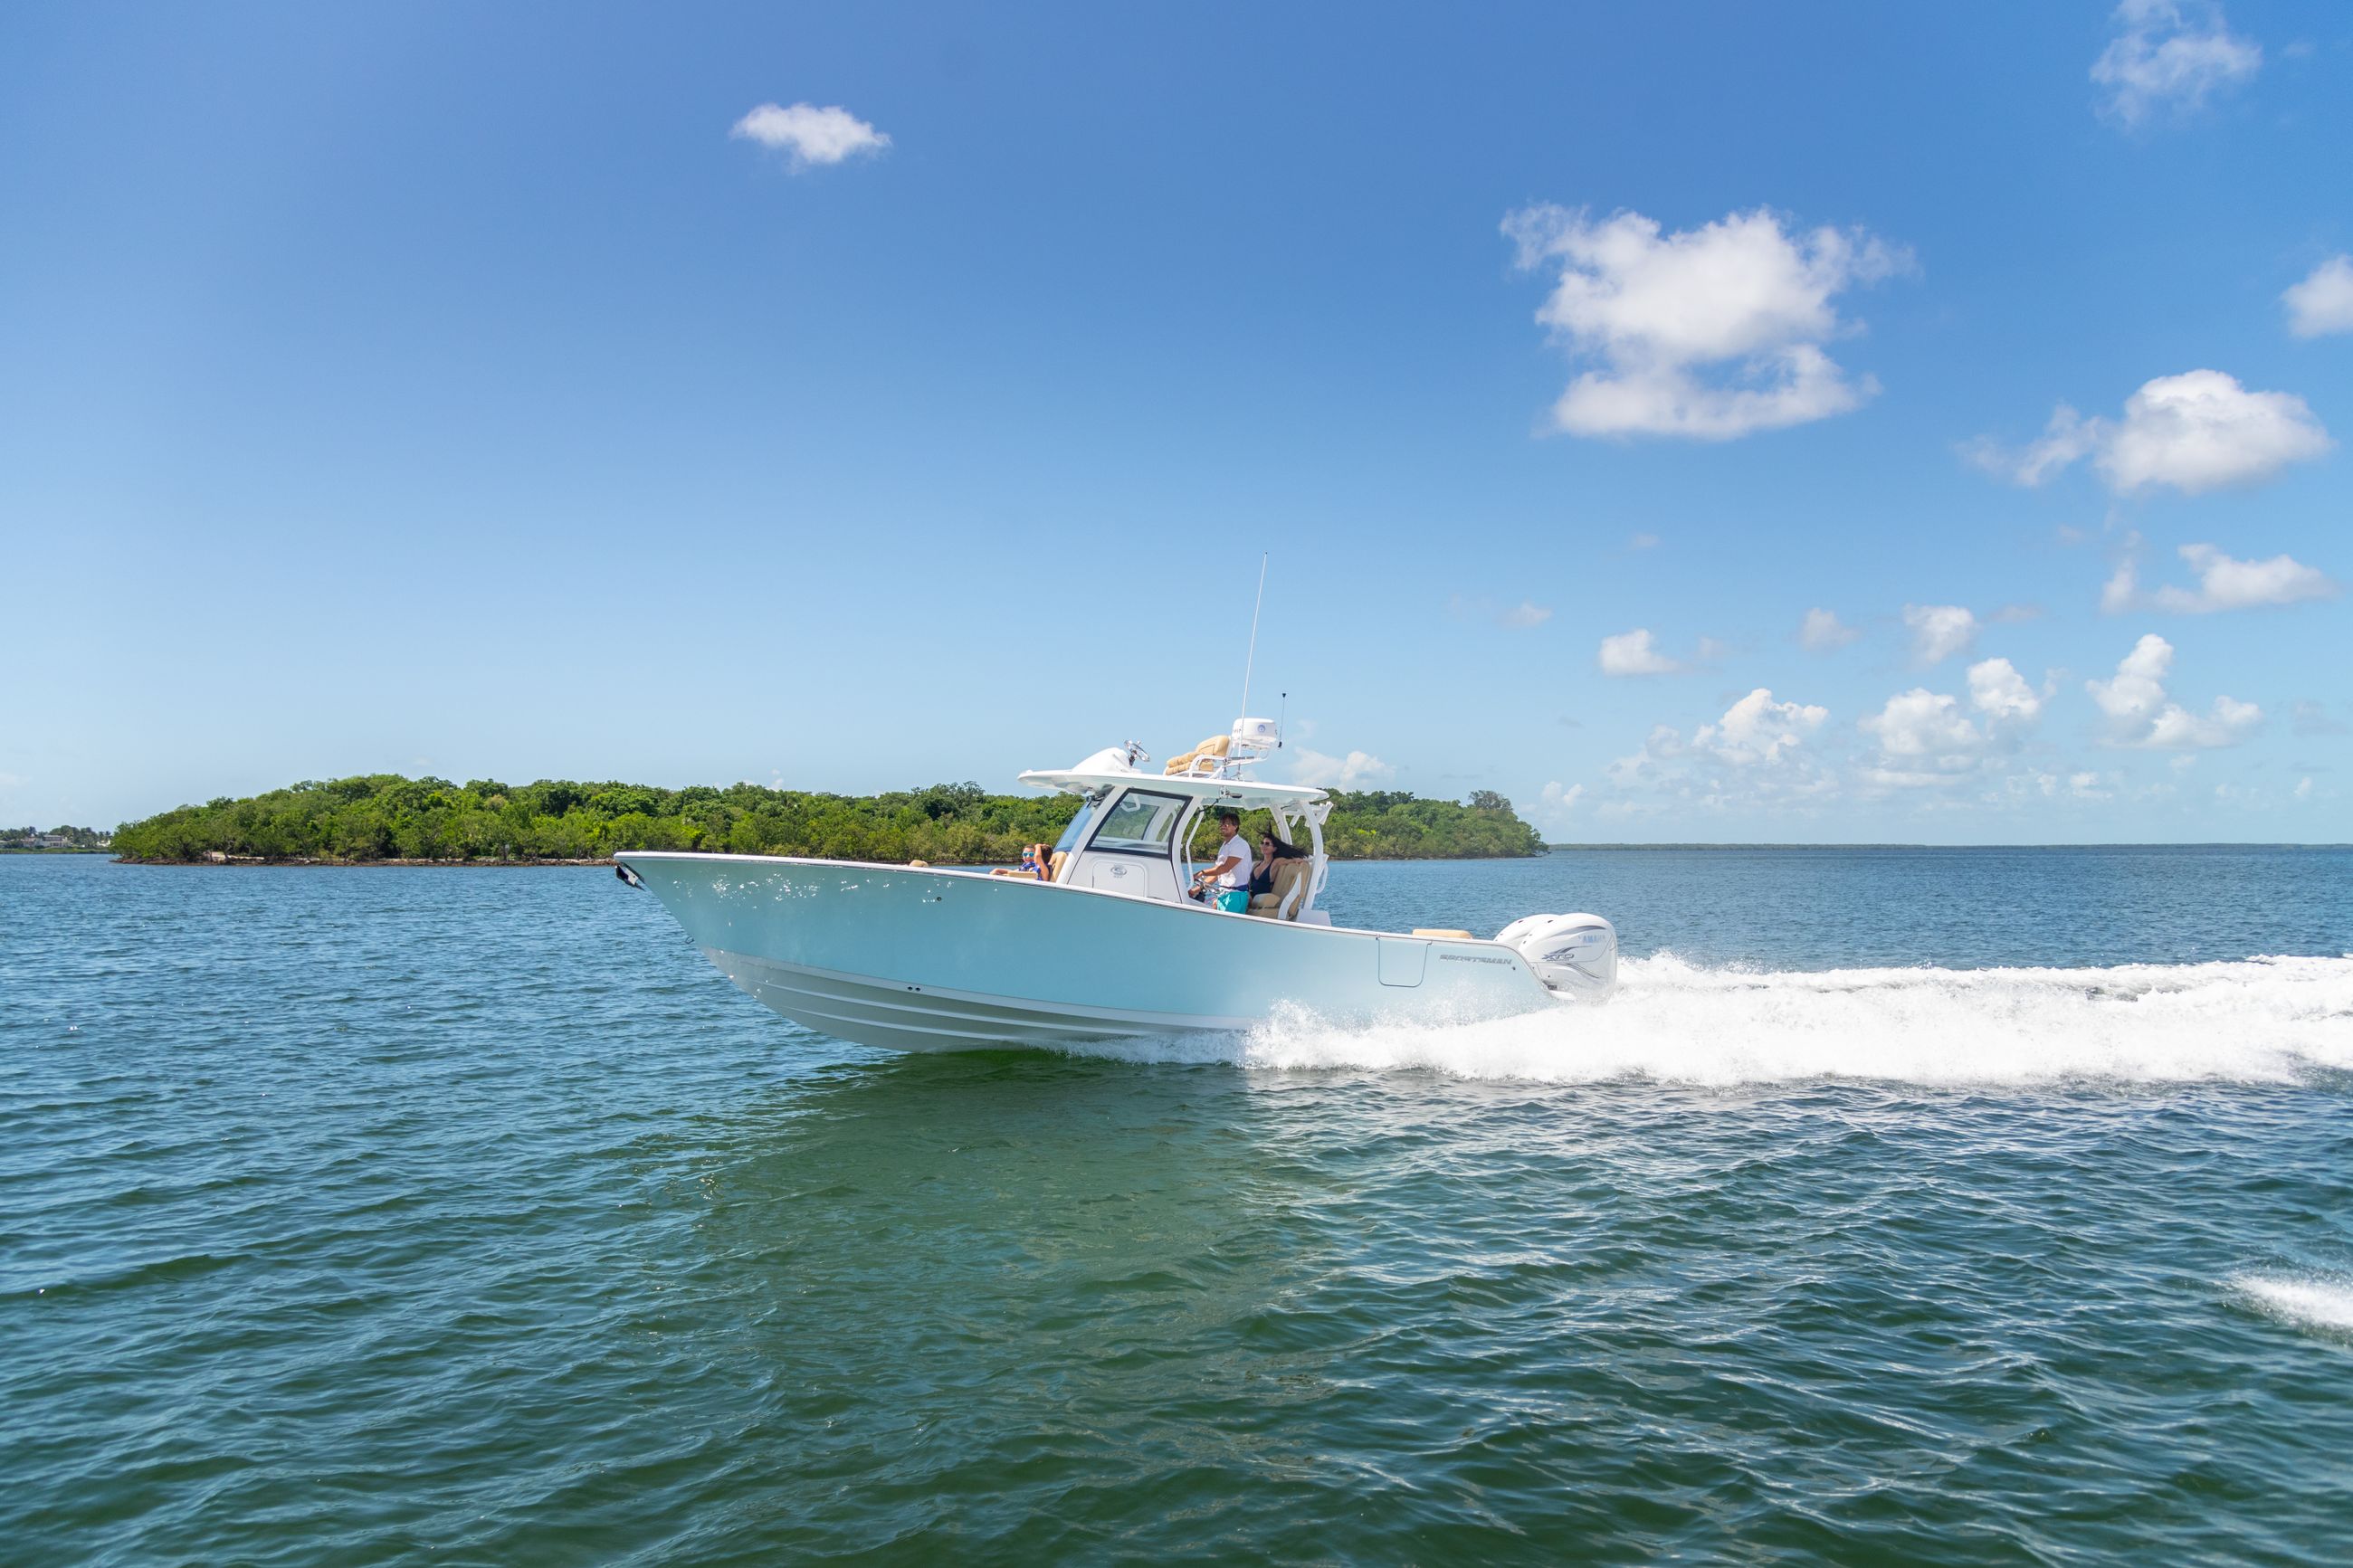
1162,735 -> 1231,776
1411,928 -> 1475,939
1246,858 -> 1312,920
1048,850 -> 1070,883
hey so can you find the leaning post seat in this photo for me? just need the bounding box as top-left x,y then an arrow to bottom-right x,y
1162,736 -> 1232,777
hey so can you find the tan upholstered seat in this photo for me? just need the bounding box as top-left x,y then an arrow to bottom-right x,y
1163,735 -> 1232,776
1410,928 -> 1475,939
1245,857 -> 1312,920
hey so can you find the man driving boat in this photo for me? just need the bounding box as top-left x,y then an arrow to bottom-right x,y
1191,810 -> 1253,912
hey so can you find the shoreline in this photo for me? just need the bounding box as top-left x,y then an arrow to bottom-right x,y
105,860 -> 1543,870
111,856 -> 618,868
83,844 -> 2352,865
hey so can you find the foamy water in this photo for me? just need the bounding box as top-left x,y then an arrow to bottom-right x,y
1082,954 -> 2353,1085
2234,1274 -> 2353,1336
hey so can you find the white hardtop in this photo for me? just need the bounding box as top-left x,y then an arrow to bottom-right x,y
1017,766 -> 1328,811
1017,729 -> 1323,810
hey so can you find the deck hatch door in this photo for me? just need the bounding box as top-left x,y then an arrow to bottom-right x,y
1376,937 -> 1429,988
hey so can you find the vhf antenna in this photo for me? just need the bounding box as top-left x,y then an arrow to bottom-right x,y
1239,551 -> 1268,723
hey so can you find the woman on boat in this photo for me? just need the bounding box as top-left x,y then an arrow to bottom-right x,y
1249,831 -> 1306,898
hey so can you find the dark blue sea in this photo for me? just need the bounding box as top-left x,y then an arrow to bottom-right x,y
5,848 -> 2350,1563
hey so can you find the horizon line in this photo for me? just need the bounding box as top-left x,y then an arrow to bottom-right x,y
1542,841 -> 2352,851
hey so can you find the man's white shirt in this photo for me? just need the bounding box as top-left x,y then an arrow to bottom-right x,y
1211,833 -> 1251,889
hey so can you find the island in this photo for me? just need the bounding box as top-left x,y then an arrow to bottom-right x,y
110,776 -> 1545,865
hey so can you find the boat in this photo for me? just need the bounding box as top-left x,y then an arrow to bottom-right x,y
615,718 -> 1618,1054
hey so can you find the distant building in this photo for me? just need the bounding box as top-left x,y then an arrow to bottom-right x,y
3,826 -> 110,851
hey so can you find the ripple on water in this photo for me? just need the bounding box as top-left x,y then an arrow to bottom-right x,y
2,853 -> 2351,1564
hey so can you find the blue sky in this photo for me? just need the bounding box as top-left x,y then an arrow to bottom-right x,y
3,1 -> 2348,842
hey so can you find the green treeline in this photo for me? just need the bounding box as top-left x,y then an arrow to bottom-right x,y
110,775 -> 1545,864
1316,789 -> 1544,860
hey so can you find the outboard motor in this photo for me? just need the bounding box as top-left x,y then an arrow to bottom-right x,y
1496,913 -> 1619,1001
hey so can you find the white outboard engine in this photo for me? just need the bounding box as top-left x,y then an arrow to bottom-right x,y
1496,913 -> 1619,1002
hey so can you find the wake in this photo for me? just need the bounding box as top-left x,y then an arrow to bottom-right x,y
2234,1273 -> 2353,1336
1077,953 -> 2353,1086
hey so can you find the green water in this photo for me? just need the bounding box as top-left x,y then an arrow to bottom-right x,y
5,852 -> 2351,1563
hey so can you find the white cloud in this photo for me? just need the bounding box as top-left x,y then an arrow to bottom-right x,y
1903,603 -> 1978,665
2283,255 -> 2353,338
730,102 -> 891,169
1972,370 -> 2330,495
1497,601 -> 1554,629
1861,657 -> 2044,788
2086,632 -> 2262,747
1967,657 -> 2043,721
2101,552 -> 2140,613
1694,689 -> 1828,766
1450,594 -> 1556,629
1534,780 -> 1586,834
2149,543 -> 2339,613
1799,607 -> 1860,651
1626,532 -> 1662,551
1502,204 -> 1910,441
1597,628 -> 1682,676
2296,776 -> 2315,801
1607,727 -> 1682,788
1861,689 -> 1987,786
1964,404 -> 2101,485
1290,748 -> 1396,790
2006,770 -> 2114,802
1605,689 -> 1837,811
2091,0 -> 2262,127
2101,372 -> 2329,492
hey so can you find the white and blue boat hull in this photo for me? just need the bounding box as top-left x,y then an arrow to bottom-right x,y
616,851 -> 1562,1053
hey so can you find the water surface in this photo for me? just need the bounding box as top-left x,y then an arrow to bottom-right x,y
5,850 -> 2350,1563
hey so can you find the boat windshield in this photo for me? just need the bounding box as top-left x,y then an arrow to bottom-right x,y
1086,790 -> 1186,854
1053,791 -> 1106,856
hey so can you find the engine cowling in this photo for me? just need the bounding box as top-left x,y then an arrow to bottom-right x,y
1496,912 -> 1619,1001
